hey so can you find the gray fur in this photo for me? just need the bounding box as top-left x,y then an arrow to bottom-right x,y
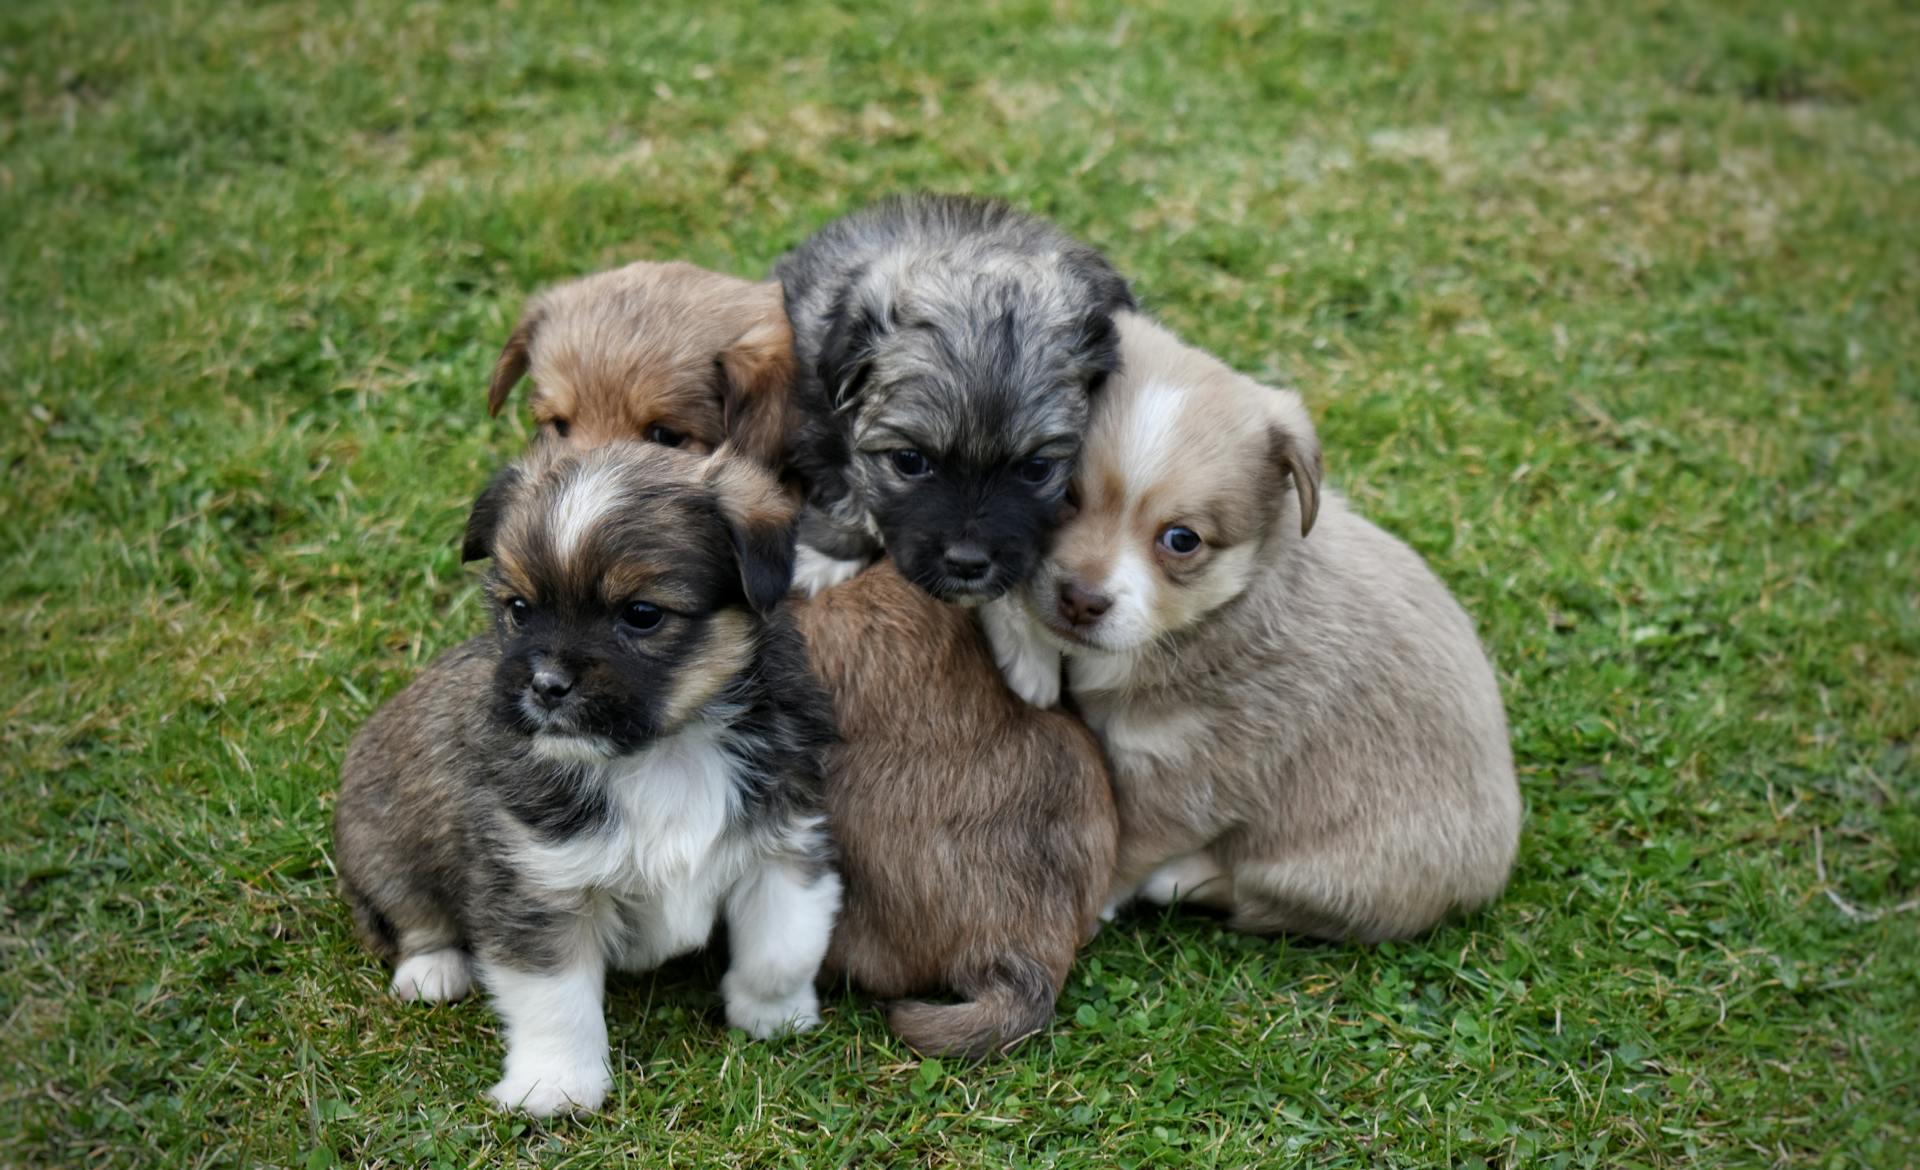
775,194 -> 1134,600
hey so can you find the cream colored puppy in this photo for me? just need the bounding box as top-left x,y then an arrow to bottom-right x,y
983,312 -> 1521,941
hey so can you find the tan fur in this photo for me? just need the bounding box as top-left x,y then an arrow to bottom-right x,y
659,609 -> 757,728
514,316 -> 1118,1060
792,564 -> 1116,1058
701,448 -> 798,534
487,261 -> 796,469
1015,312 -> 1520,942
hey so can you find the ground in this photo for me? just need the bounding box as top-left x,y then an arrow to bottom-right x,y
2,1 -> 1917,1166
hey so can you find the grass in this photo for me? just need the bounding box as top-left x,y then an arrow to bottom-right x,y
2,0 -> 1917,1165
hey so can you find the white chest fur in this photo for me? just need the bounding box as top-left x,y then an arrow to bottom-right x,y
514,723 -> 760,964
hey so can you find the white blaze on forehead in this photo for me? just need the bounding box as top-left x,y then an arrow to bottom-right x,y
1109,380 -> 1188,489
549,463 -> 629,561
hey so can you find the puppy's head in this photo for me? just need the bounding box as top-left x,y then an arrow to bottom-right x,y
488,261 -> 795,470
461,441 -> 795,761
817,244 -> 1132,604
1023,312 -> 1321,653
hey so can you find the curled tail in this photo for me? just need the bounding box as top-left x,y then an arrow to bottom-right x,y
886,954 -> 1059,1061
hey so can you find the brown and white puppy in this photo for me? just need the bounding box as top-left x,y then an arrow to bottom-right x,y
335,443 -> 838,1117
791,564 -> 1115,1059
519,303 -> 1119,1060
487,260 -> 795,467
987,312 -> 1521,942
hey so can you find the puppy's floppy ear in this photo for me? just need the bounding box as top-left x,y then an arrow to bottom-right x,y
1072,310 -> 1122,391
815,271 -> 886,411
1265,394 -> 1323,538
1067,260 -> 1135,386
462,465 -> 524,563
702,453 -> 798,613
717,291 -> 797,469
486,304 -> 544,417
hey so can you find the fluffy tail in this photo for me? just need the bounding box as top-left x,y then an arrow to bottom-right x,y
886,954 -> 1059,1061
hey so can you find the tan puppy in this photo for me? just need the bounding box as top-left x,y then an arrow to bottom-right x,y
493,275 -> 1118,1058
985,312 -> 1520,942
792,565 -> 1114,1058
487,260 -> 795,467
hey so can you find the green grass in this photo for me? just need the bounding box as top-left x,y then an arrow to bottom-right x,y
3,0 -> 1917,1165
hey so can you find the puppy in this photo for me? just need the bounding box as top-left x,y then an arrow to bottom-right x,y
986,313 -> 1521,942
523,246 -> 1119,1062
486,260 -> 795,467
333,443 -> 839,1116
774,194 -> 1134,603
790,563 -> 1115,1059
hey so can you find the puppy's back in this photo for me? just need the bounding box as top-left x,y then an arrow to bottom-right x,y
793,564 -> 1115,1055
334,637 -> 496,959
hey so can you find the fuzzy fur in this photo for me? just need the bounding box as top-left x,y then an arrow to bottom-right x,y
334,443 -> 838,1116
494,270 -> 1119,1062
986,312 -> 1521,942
775,194 -> 1133,602
486,260 -> 796,470
791,562 -> 1115,1059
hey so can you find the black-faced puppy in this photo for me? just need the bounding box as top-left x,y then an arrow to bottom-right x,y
333,443 -> 838,1117
790,563 -> 1116,1060
487,260 -> 795,468
987,312 -> 1522,942
774,194 -> 1133,603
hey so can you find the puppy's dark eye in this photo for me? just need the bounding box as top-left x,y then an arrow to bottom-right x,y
551,419 -> 571,439
646,424 -> 685,448
1016,456 -> 1056,485
504,596 -> 532,623
1087,371 -> 1110,394
1158,526 -> 1203,556
890,449 -> 932,478
620,601 -> 664,634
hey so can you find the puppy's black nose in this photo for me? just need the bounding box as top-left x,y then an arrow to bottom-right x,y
943,542 -> 992,581
530,668 -> 574,707
1058,581 -> 1112,626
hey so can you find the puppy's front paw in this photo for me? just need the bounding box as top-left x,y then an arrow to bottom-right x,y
487,1057 -> 611,1117
722,980 -> 821,1039
391,950 -> 473,1002
791,546 -> 866,597
998,643 -> 1062,708
980,599 -> 1061,707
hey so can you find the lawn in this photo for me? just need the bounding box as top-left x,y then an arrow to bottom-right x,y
2,0 -> 1917,1165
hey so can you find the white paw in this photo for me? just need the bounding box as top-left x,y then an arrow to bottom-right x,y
980,597 -> 1061,707
1001,649 -> 1060,706
722,980 -> 821,1039
1137,852 -> 1230,906
391,950 -> 472,1002
792,546 -> 866,597
487,1056 -> 611,1117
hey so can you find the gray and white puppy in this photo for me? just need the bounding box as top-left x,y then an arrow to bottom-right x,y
986,313 -> 1522,941
334,442 -> 839,1117
774,193 -> 1134,603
